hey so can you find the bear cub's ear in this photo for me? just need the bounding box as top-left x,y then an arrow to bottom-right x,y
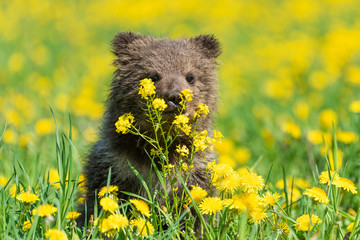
191,34 -> 222,59
112,32 -> 143,56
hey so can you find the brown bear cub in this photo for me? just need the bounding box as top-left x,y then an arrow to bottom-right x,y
78,32 -> 221,227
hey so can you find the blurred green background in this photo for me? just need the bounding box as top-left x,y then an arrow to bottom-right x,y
1,0 -> 360,186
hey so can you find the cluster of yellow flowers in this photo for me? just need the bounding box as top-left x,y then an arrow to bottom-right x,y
96,185 -> 155,237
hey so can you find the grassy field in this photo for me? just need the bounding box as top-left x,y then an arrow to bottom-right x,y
1,0 -> 360,239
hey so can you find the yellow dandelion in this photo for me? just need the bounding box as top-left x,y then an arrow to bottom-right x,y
138,78 -> 156,100
337,131 -> 358,144
211,163 -> 235,182
249,206 -> 268,224
35,118 -> 55,136
131,218 -> 155,236
240,171 -> 265,193
32,204 -> 57,217
261,191 -> 281,207
304,187 -> 329,204
294,214 -> 322,231
100,197 -> 119,213
307,130 -> 331,145
16,192 -> 39,204
101,214 -> 129,235
45,229 -> 68,240
224,196 -> 247,212
282,121 -> 301,139
349,100 -> 360,113
194,103 -> 209,119
180,89 -> 193,106
214,172 -> 242,194
65,211 -> 81,220
98,185 -> 119,198
347,222 -> 354,232
115,113 -> 134,134
242,193 -> 262,212
199,197 -> 224,215
274,222 -> 290,238
188,185 -> 208,204
48,169 -> 60,189
130,199 -> 151,218
22,220 -> 32,231
0,176 -> 8,187
333,177 -> 358,194
319,170 -> 340,185
319,109 -> 337,130
100,218 -> 117,237
152,98 -> 167,111
176,145 -> 189,158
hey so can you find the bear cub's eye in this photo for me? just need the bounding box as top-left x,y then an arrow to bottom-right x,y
149,73 -> 161,82
186,74 -> 195,84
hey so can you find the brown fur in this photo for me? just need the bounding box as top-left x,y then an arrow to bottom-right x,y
78,32 -> 221,227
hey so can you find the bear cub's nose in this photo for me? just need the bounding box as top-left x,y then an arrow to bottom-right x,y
166,92 -> 181,111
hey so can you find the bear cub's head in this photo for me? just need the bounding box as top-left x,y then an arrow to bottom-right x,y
107,32 -> 221,131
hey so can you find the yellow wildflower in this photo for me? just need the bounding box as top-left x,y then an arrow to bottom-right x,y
182,163 -> 194,172
307,130 -> 331,145
199,197 -> 224,215
274,222 -> 290,238
234,147 -> 251,165
304,187 -> 329,204
212,130 -> 223,144
115,113 -> 134,134
282,121 -> 301,139
0,176 -> 8,187
49,169 -> 60,189
249,206 -> 267,224
224,196 -> 247,212
98,185 -> 119,198
152,98 -> 167,111
130,199 -> 151,218
337,131 -> 358,144
240,171 -> 265,193
194,130 -> 212,152
194,103 -> 209,119
22,220 -> 32,231
100,197 -> 119,213
65,211 -> 81,220
32,204 -> 57,217
214,172 -> 242,194
211,163 -> 234,183
180,89 -> 193,106
101,214 -> 129,236
333,177 -> 357,194
172,114 -> 191,135
45,229 -> 67,240
188,185 -> 208,204
131,218 -> 154,236
319,109 -> 337,130
349,100 -> 360,113
294,214 -> 322,231
176,145 -> 189,157
260,192 -> 281,207
138,78 -> 156,100
319,170 -> 340,185
35,118 -> 55,136
16,192 -> 39,204
347,222 -> 354,232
